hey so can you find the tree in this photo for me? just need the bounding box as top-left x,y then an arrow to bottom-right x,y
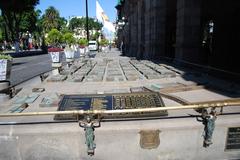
42,6 -> 67,33
88,18 -> 103,30
0,29 -> 3,42
68,17 -> 103,31
33,10 -> 43,37
0,16 -> 5,42
19,9 -> 38,34
0,0 -> 39,40
68,17 -> 85,31
58,17 -> 68,31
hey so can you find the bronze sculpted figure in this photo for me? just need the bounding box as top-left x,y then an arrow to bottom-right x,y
197,109 -> 217,147
79,115 -> 101,156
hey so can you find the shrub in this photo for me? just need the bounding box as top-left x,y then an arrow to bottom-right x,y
79,38 -> 88,47
46,29 -> 62,46
62,32 -> 76,45
0,54 -> 12,60
99,39 -> 109,46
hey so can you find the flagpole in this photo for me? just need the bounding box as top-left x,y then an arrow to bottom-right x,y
86,0 -> 89,41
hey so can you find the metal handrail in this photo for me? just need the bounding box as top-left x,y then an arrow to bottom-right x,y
0,98 -> 239,118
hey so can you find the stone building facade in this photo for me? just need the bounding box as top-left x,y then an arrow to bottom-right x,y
116,0 -> 240,76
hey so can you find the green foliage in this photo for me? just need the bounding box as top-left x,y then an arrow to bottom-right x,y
68,17 -> 83,31
0,0 -> 39,12
88,18 -> 103,30
46,29 -> 62,46
33,9 -> 44,41
19,9 -> 38,33
58,17 -> 68,31
0,0 -> 39,40
35,9 -> 43,32
41,6 -> 67,33
0,16 -> 4,41
79,38 -> 88,46
69,17 -> 103,31
90,32 -> 100,40
62,32 -> 75,45
0,54 -> 13,60
99,39 -> 109,46
61,26 -> 71,34
0,29 -> 3,42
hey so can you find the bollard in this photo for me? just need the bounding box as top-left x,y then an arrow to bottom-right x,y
51,63 -> 62,75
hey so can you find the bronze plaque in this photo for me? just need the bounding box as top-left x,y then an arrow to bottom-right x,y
225,127 -> 240,151
139,130 -> 161,149
55,92 -> 167,120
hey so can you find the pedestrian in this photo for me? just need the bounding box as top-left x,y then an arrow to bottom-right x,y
120,41 -> 123,52
20,39 -> 23,51
120,41 -> 125,55
14,39 -> 20,53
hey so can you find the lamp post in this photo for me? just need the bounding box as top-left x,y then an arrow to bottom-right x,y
86,0 -> 89,41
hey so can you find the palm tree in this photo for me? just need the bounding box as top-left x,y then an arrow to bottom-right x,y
42,6 -> 60,32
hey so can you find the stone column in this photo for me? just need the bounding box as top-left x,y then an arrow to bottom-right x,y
154,0 -> 168,59
137,0 -> 143,59
144,0 -> 152,59
128,0 -> 138,57
175,0 -> 203,64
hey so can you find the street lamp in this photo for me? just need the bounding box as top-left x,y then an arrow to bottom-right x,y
117,16 -> 128,29
85,0 -> 89,41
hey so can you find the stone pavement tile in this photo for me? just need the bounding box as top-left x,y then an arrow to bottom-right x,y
149,83 -> 180,90
125,74 -> 139,77
146,74 -> 164,80
73,72 -> 86,76
107,73 -> 122,77
25,94 -> 40,104
122,69 -> 135,72
47,75 -> 67,82
13,93 -> 40,104
0,137 -> 21,159
106,76 -> 124,82
126,76 -> 140,81
67,75 -> 84,82
130,87 -> 146,93
130,87 -> 152,93
142,70 -> 158,75
32,88 -> 45,93
84,77 -> 103,82
13,95 -> 28,104
39,93 -> 60,107
107,69 -> 120,72
86,75 -> 103,80
124,72 -> 138,76
104,89 -> 130,94
75,70 -> 89,75
142,61 -> 178,77
89,71 -> 104,75
8,103 -> 28,113
84,78 -> 94,82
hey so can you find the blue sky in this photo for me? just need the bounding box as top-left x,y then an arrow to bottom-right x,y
36,0 -> 117,22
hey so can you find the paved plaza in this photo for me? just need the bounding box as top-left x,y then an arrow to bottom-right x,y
47,50 -> 178,83
0,49 -> 240,160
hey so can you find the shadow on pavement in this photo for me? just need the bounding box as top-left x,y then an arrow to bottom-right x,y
7,50 -> 47,58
